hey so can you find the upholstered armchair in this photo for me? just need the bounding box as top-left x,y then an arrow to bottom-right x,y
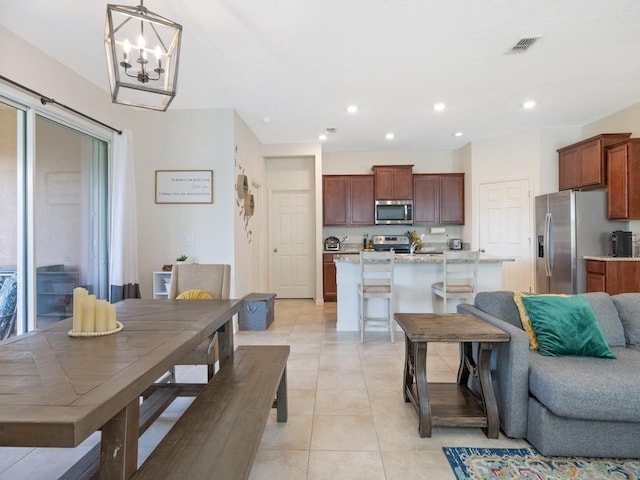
168,264 -> 231,381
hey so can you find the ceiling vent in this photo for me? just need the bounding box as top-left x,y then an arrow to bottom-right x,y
506,37 -> 541,54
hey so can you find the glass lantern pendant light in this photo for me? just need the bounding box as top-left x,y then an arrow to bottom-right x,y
105,1 -> 182,111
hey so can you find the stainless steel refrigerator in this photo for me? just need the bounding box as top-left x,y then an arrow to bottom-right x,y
535,190 -> 627,294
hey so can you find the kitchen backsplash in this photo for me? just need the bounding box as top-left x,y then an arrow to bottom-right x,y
324,224 -> 466,251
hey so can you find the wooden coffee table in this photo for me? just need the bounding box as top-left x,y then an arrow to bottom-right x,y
394,312 -> 509,438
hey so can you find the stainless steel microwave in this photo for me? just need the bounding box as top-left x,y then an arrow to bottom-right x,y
375,200 -> 413,225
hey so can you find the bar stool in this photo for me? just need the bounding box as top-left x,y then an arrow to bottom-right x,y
431,250 -> 480,312
357,250 -> 395,342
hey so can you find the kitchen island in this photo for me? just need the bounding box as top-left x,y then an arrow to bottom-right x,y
335,253 -> 514,331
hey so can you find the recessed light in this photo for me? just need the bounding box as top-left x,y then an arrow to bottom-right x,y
318,134 -> 327,141
346,104 -> 358,114
454,131 -> 463,137
385,132 -> 395,140
523,100 -> 536,109
433,102 -> 446,112
262,117 -> 271,124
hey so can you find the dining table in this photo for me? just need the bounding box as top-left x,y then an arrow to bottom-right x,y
0,298 -> 242,480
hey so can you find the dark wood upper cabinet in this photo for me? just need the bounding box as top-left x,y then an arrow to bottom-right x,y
557,133 -> 631,191
413,173 -> 464,226
607,139 -> 640,220
349,175 -> 375,224
322,176 -> 349,225
439,175 -> 465,224
413,175 -> 438,224
372,165 -> 413,200
322,175 -> 374,225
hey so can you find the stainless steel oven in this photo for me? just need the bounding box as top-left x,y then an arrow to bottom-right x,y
375,200 -> 413,225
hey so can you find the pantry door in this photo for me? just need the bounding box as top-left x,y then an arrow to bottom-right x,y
478,178 -> 533,292
269,190 -> 314,298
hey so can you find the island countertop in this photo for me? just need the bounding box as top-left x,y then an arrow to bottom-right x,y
334,253 -> 514,331
334,253 -> 515,263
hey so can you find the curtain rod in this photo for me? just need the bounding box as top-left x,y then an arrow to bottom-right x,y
0,75 -> 122,135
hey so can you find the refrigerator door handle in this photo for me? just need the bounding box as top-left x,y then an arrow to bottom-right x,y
545,212 -> 552,277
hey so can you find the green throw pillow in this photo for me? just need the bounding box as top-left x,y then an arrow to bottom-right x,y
520,295 -> 616,358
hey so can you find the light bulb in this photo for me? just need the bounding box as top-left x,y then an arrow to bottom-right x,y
137,34 -> 145,49
122,39 -> 131,54
154,46 -> 162,60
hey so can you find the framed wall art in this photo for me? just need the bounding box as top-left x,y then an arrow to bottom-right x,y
155,170 -> 213,204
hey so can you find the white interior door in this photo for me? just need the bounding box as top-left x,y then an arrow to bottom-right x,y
269,190 -> 314,298
478,179 -> 533,292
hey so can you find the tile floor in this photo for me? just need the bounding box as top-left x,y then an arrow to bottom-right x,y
0,299 -> 529,479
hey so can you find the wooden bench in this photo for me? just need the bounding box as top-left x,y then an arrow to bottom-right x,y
131,345 -> 289,480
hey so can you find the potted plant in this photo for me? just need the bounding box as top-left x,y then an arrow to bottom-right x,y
176,254 -> 188,264
406,230 -> 424,254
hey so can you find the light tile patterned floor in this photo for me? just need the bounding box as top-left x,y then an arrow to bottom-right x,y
0,299 -> 529,479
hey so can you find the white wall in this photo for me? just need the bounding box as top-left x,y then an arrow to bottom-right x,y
134,108 -> 236,298
323,150 -> 460,174
0,26 -> 131,135
233,112 -> 268,297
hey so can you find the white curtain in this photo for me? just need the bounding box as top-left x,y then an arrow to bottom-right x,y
109,129 -> 140,302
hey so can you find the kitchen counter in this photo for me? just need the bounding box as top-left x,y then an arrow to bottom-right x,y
584,255 -> 640,262
334,253 -> 514,263
334,253 -> 514,331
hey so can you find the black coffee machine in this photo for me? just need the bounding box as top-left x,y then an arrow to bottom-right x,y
612,230 -> 633,257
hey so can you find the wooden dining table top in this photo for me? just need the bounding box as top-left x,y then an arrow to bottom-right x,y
0,298 -> 242,448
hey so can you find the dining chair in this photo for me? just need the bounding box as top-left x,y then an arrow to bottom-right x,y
168,263 -> 231,381
357,250 -> 395,343
0,275 -> 18,340
431,250 -> 480,312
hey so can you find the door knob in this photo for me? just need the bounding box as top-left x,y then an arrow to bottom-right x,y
273,248 -> 278,253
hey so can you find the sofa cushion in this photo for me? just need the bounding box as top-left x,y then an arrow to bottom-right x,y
611,293 -> 640,346
513,292 -> 569,350
474,291 -> 522,329
520,294 -> 615,358
581,292 -> 626,347
528,347 -> 640,422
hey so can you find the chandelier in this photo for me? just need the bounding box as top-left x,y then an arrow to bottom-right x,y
105,1 -> 182,111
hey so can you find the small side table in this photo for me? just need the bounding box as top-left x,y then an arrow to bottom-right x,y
394,312 -> 510,438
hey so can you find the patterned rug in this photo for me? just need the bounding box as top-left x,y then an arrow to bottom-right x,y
443,447 -> 640,479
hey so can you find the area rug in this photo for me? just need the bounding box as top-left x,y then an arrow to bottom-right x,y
443,447 -> 640,479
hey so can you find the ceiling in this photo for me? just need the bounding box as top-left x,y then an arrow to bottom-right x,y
2,1 -> 640,152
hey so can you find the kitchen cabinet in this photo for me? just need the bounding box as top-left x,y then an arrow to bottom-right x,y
607,139 -> 640,220
372,165 -> 413,200
557,133 -> 631,191
586,259 -> 640,294
322,175 -> 374,225
413,173 -> 464,226
323,254 -> 337,302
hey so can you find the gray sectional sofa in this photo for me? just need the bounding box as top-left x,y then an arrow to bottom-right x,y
458,291 -> 640,458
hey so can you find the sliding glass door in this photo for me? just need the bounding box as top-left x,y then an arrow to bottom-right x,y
33,117 -> 109,329
0,99 -> 109,335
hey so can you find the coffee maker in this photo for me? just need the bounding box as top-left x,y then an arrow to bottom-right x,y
612,230 -> 633,257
